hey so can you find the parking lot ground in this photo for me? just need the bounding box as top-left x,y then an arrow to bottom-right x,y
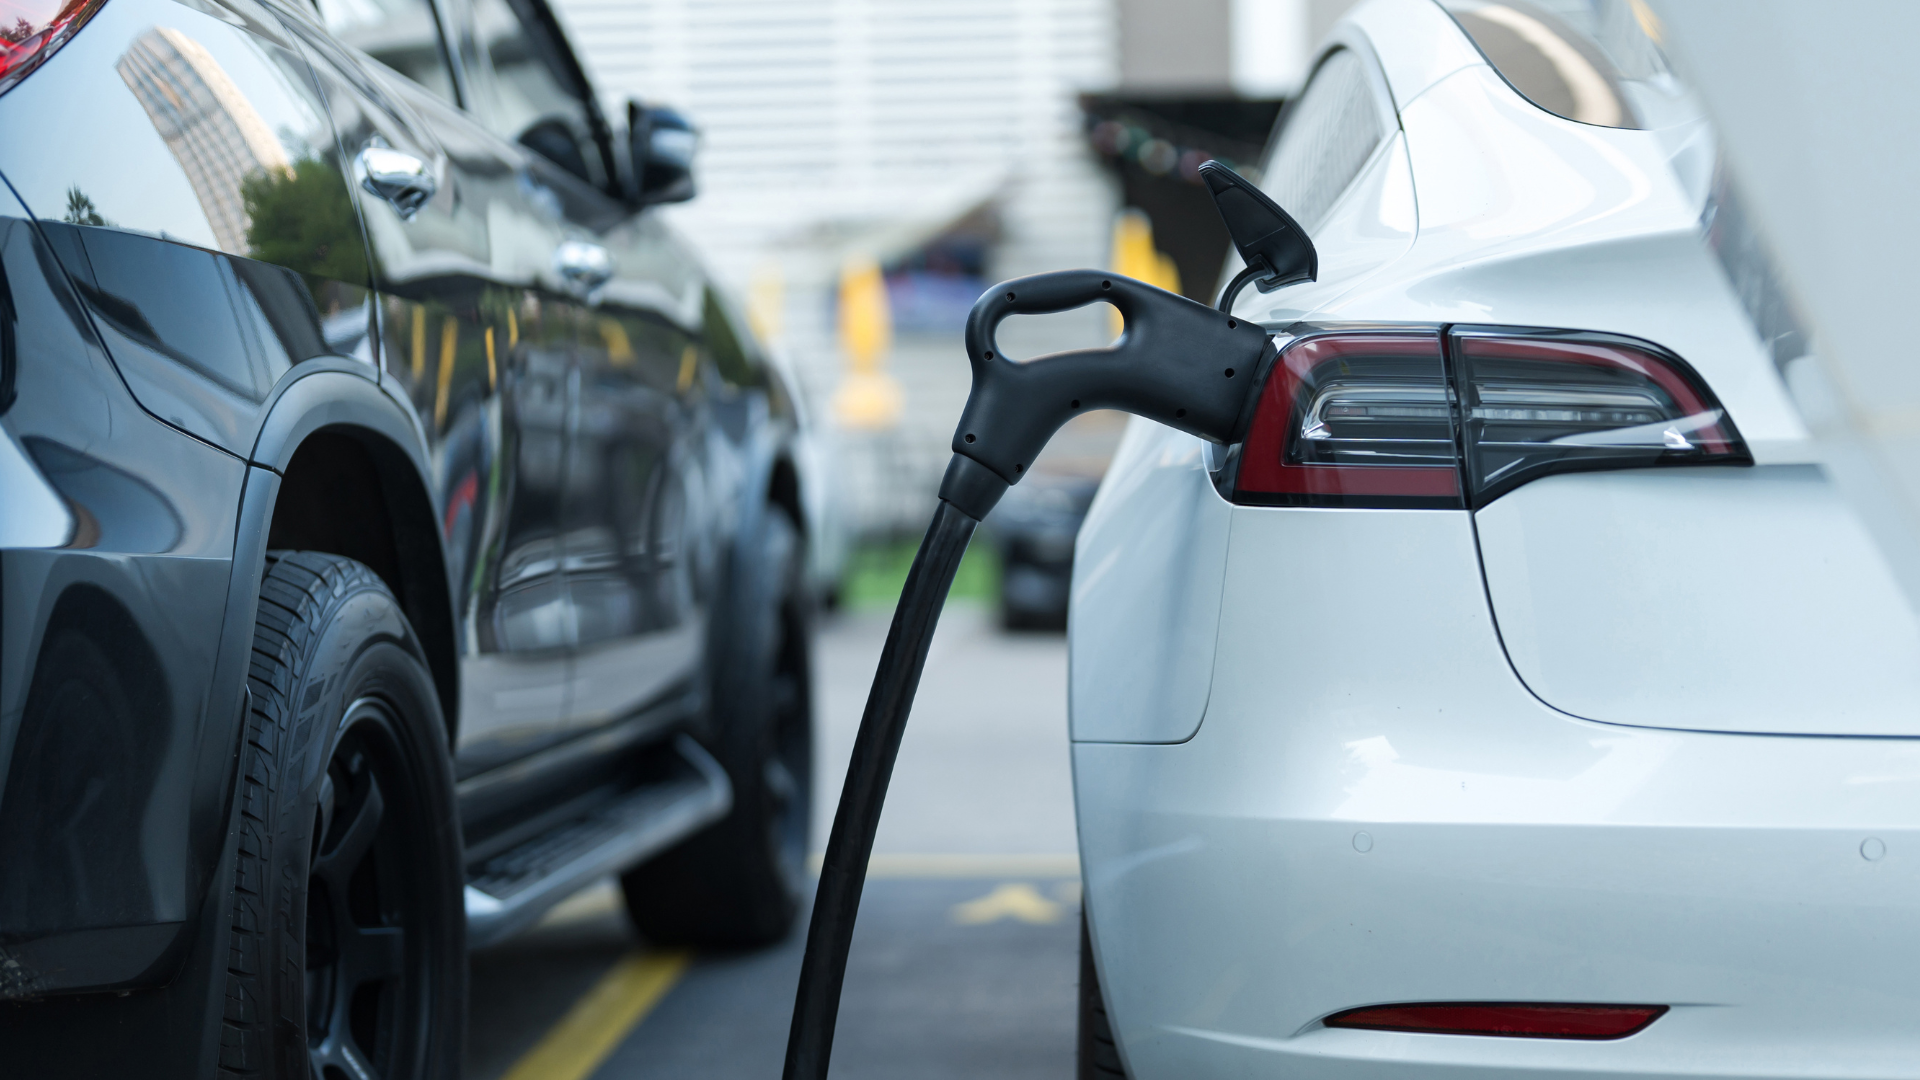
467,604 -> 1082,1080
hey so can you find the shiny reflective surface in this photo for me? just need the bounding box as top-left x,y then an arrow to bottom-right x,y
291,13 -> 581,774
0,0 -> 375,455
0,0 -> 793,1038
286,0 -> 765,791
564,293 -> 704,735
0,197 -> 243,996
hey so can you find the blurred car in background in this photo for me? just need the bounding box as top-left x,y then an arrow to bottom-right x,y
1071,1 -> 1920,1078
767,341 -> 854,609
987,472 -> 1098,630
0,0 -> 815,1073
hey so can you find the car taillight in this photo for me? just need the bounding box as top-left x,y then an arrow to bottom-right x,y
1235,331 -> 1462,508
0,0 -> 105,95
1231,326 -> 1748,508
1453,327 -> 1747,505
1324,1001 -> 1668,1040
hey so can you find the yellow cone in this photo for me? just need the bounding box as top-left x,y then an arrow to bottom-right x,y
1108,209 -> 1181,337
832,254 -> 904,430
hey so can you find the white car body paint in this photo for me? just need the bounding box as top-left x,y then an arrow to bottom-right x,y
1478,467 -> 1920,737
1070,1 -> 1920,1075
1069,418 -> 1231,744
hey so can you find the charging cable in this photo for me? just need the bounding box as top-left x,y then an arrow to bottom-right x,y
780,267 -> 1276,1080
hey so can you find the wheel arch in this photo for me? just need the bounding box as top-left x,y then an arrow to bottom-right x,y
246,370 -> 459,741
697,426 -> 805,736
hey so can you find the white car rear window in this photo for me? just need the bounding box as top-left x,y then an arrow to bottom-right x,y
1439,0 -> 1699,130
1260,48 -> 1385,231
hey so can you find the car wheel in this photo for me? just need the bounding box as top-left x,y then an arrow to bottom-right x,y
1078,912 -> 1128,1079
219,552 -> 465,1080
622,503 -> 812,948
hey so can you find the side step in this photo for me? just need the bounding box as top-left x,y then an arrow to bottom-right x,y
464,734 -> 731,948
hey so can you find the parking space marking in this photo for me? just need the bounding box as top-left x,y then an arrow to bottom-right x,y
500,950 -> 690,1080
809,853 -> 1080,878
951,882 -> 1065,925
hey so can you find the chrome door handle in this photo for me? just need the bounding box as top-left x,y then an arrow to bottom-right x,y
554,240 -> 613,292
355,146 -> 438,219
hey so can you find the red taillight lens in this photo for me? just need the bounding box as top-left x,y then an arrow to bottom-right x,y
1324,1002 -> 1668,1040
1230,326 -> 1748,508
0,0 -> 105,95
1234,331 -> 1462,509
1454,327 -> 1747,506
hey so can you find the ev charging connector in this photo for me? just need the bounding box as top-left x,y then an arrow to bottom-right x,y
783,161 -> 1311,1080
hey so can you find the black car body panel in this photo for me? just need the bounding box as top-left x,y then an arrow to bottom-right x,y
0,193 -> 250,999
0,0 -> 803,1061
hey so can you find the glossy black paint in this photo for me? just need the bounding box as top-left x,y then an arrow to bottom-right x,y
0,0 -> 377,456
0,0 -> 800,1063
0,196 -> 246,997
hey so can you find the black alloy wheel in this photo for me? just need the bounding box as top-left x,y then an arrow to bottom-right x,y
622,502 -> 814,947
305,700 -> 440,1079
219,552 -> 464,1080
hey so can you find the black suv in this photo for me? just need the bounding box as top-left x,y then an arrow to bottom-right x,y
0,0 -> 813,1073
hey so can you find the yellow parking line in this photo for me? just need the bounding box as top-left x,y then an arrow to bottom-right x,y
500,950 -> 691,1080
808,853 -> 1081,879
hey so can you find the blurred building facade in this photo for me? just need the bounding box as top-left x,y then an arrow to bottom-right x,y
549,0 -> 1356,539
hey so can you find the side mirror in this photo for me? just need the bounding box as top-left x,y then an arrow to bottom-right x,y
628,102 -> 698,207
1198,159 -> 1316,309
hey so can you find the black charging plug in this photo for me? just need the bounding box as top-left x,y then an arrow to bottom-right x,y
938,268 -> 1276,520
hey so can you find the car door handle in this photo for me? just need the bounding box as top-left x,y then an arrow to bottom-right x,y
356,146 -> 438,219
554,240 -> 613,292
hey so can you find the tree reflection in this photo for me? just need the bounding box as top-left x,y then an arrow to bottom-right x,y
63,187 -> 105,226
242,158 -> 366,283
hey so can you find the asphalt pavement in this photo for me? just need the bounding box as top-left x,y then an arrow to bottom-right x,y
466,603 -> 1082,1080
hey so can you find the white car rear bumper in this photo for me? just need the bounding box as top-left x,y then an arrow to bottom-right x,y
1073,505 -> 1920,1079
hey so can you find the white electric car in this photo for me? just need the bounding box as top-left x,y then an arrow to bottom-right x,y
1071,1 -> 1920,1077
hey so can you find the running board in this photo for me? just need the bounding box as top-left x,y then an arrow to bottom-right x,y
464,734 -> 731,948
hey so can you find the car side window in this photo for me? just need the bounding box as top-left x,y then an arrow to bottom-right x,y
466,0 -> 599,184
311,0 -> 459,107
1260,48 -> 1386,231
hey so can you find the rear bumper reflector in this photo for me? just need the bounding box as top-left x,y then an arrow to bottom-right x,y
1324,1001 -> 1669,1040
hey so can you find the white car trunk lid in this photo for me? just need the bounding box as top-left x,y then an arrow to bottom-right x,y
1476,466 -> 1920,736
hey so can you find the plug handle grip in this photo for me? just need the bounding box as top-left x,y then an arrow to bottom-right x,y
939,269 -> 1272,518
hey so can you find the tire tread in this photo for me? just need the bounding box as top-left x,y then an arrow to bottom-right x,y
218,552 -> 385,1078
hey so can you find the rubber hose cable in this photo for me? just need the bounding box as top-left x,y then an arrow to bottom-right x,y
1216,263 -> 1264,312
782,498 -> 979,1080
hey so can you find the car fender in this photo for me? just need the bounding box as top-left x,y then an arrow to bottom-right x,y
241,362 -> 459,730
1068,417 -> 1233,744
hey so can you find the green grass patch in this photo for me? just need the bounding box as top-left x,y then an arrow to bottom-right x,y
841,534 -> 1000,609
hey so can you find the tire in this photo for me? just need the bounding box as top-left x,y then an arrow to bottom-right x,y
218,551 -> 465,1080
1078,912 -> 1128,1080
621,504 -> 812,948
